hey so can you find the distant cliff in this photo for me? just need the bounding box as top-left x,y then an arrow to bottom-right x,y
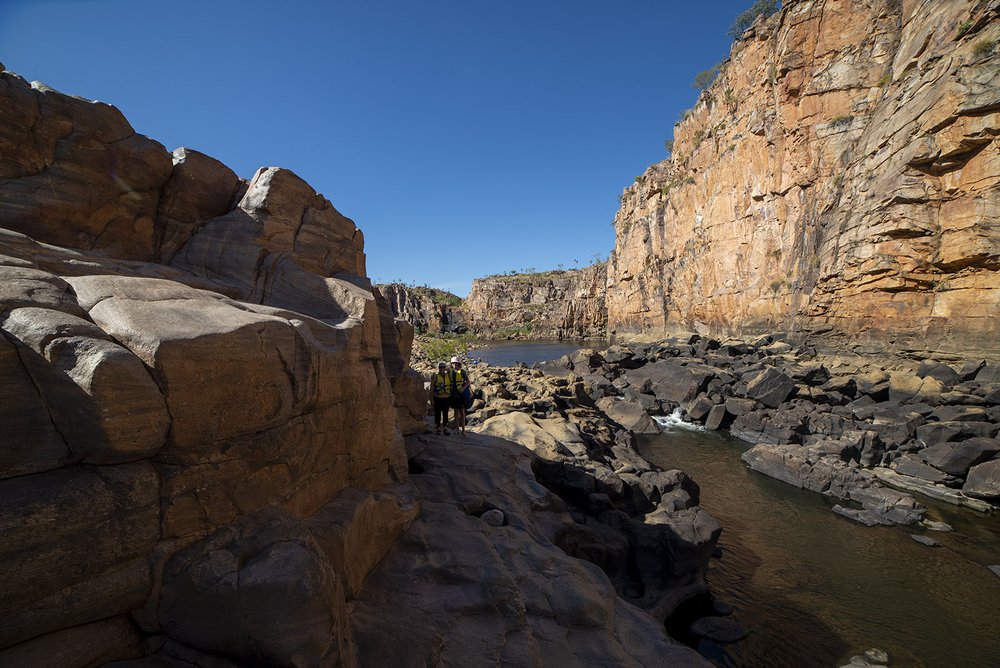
608,0 -> 1000,356
464,264 -> 608,340
377,283 -> 466,334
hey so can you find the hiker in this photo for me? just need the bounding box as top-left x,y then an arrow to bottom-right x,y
430,361 -> 453,434
450,355 -> 472,435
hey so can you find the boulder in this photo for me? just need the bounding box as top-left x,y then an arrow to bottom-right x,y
160,510 -> 350,667
625,360 -> 716,404
596,397 -> 659,434
963,459 -> 1000,500
745,367 -> 797,408
920,438 -> 1000,477
893,455 -> 959,485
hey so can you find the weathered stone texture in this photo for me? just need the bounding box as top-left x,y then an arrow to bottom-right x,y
608,0 -> 1000,356
465,263 -> 608,339
0,67 -> 422,665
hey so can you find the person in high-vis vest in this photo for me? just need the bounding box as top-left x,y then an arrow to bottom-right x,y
430,361 -> 453,434
450,356 -> 472,435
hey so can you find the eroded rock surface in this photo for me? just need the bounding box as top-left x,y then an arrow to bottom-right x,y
464,263 -> 607,339
350,433 -> 711,667
0,67 -> 424,665
608,0 -> 1000,357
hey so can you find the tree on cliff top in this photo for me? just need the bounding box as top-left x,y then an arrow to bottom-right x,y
728,0 -> 780,39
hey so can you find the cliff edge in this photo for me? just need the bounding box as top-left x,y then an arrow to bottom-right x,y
608,0 -> 999,357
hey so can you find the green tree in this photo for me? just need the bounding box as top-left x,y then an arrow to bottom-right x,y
728,0 -> 780,40
692,64 -> 720,91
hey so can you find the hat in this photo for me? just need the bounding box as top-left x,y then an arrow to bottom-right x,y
438,361 -> 447,368
450,356 -> 461,363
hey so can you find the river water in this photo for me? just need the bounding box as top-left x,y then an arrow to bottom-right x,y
473,339 -> 600,367
477,342 -> 1000,668
640,419 -> 1000,668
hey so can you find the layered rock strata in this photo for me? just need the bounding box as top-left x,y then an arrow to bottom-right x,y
377,282 -> 466,334
0,67 -> 730,667
464,263 -> 608,340
608,0 -> 1000,357
0,67 -> 423,665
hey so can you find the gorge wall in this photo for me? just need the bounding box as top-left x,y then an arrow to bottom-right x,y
0,67 -> 715,667
0,65 -> 426,665
377,283 -> 466,334
464,263 -> 608,339
608,0 -> 1000,357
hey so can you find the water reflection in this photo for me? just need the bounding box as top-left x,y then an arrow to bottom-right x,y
640,427 -> 1000,668
473,339 -> 600,367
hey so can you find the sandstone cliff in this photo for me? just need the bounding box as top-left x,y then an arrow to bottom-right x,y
0,64 -> 427,666
608,0 -> 1000,357
465,264 -> 608,339
0,68 -> 711,666
377,282 -> 466,334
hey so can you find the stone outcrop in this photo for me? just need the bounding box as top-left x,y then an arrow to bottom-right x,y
539,334 -> 1000,523
351,433 -> 710,667
0,66 -> 423,665
0,67 -> 729,667
377,282 -> 466,333
464,264 -> 608,339
607,0 -> 1000,357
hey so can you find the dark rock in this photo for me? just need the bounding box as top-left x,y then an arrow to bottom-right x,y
746,368 -> 797,408
920,438 -> 1000,477
686,394 -> 716,422
832,504 -> 887,527
625,360 -> 716,405
704,404 -> 729,431
893,455 -> 959,485
821,376 -> 858,398
975,363 -> 1000,384
731,407 -> 809,444
640,469 -> 701,506
963,459 -> 1000,499
711,599 -> 734,616
929,405 -> 990,423
958,360 -> 985,381
724,397 -> 756,416
689,616 -> 748,644
915,421 -> 995,447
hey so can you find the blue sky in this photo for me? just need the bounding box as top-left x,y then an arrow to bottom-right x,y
2,0 -> 751,296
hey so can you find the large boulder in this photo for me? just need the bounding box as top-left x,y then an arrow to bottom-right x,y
963,459 -> 1000,500
596,396 -> 660,433
920,438 -> 1000,477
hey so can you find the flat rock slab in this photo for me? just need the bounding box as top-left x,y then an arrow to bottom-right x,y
909,534 -> 942,547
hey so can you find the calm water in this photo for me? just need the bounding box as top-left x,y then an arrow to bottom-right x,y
640,422 -> 1000,668
473,339 -> 601,367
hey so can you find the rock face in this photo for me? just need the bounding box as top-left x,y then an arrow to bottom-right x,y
0,68 -> 727,667
464,264 -> 608,339
377,282 -> 466,333
607,0 -> 1000,357
0,67 -> 424,665
351,433 -> 711,667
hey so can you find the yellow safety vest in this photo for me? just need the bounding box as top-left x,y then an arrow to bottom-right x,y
432,372 -> 453,398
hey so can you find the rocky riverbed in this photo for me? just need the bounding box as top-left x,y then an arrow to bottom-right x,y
418,331 -> 999,533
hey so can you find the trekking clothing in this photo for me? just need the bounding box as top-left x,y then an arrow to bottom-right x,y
433,372 -> 454,399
